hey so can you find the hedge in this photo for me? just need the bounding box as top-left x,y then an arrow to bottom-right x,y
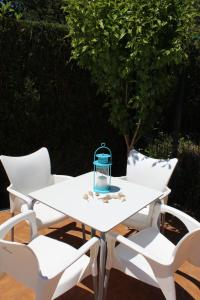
144,135 -> 200,220
0,18 -> 126,209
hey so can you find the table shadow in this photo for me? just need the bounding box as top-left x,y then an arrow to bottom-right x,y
109,185 -> 120,193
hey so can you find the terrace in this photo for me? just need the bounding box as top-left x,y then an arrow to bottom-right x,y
1,1 -> 200,299
0,210 -> 199,300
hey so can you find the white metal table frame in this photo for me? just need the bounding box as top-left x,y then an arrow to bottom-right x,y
29,172 -> 162,300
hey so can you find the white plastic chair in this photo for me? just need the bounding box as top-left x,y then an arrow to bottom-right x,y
0,147 -> 86,240
105,203 -> 200,300
0,210 -> 99,300
121,149 -> 178,230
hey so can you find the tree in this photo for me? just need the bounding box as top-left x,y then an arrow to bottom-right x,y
63,0 -> 197,153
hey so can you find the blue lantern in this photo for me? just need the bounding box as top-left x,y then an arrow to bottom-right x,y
93,143 -> 112,193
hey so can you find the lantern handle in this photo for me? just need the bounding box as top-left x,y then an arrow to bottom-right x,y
93,142 -> 112,163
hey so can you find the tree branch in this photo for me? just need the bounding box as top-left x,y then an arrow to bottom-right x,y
124,134 -> 130,154
129,119 -> 141,153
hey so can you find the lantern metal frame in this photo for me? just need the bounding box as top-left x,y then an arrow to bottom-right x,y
93,143 -> 112,193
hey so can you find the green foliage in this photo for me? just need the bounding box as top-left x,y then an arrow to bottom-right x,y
0,1 -> 22,20
63,0 -> 197,151
143,133 -> 200,220
143,132 -> 173,159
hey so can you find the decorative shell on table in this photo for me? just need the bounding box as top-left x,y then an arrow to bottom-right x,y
83,193 -> 89,201
83,191 -> 126,203
88,191 -> 93,198
99,195 -> 112,203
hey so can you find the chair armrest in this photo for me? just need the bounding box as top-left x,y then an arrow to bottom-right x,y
77,237 -> 99,258
52,174 -> 74,184
161,204 -> 200,232
159,186 -> 171,204
7,186 -> 33,210
47,237 -> 99,279
107,232 -> 172,267
0,210 -> 38,240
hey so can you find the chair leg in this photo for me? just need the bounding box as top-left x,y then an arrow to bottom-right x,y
11,212 -> 15,241
161,213 -> 166,233
157,275 -> 176,300
82,224 -> 86,240
103,269 -> 110,300
92,275 -> 98,300
91,228 -> 96,237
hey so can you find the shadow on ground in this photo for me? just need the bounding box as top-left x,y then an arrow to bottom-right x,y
46,217 -> 199,300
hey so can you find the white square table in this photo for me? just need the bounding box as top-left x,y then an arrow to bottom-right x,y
29,171 -> 162,300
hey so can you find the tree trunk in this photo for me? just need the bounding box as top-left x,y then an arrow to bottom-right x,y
124,119 -> 141,156
172,69 -> 186,157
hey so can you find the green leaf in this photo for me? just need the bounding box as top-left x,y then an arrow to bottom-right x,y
99,19 -> 104,29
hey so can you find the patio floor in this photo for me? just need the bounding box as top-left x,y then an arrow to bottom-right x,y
0,210 -> 199,300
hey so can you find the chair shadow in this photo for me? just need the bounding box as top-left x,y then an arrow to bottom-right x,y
176,269 -> 200,290
106,269 -> 195,300
47,222 -> 91,248
175,282 -> 197,300
163,213 -> 188,244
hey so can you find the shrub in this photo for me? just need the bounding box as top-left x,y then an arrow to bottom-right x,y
144,134 -> 200,220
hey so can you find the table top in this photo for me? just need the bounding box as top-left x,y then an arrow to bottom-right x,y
29,172 -> 162,232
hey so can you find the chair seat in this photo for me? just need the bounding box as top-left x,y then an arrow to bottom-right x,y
112,227 -> 175,287
29,235 -> 90,298
33,202 -> 68,229
123,206 -> 150,230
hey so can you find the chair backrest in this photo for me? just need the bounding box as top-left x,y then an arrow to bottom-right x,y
0,147 -> 53,194
0,239 -> 39,288
173,228 -> 200,271
126,149 -> 178,192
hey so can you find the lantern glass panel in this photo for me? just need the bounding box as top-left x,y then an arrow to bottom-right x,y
94,165 -> 110,191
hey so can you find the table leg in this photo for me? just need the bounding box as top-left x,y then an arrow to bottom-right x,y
11,212 -> 14,241
91,228 -> 96,237
81,223 -> 86,240
98,232 -> 106,300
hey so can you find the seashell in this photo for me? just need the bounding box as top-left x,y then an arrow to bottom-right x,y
88,191 -> 93,197
113,193 -> 121,199
83,193 -> 89,201
99,195 -> 110,202
119,192 -> 125,198
112,194 -> 119,199
95,192 -> 99,196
